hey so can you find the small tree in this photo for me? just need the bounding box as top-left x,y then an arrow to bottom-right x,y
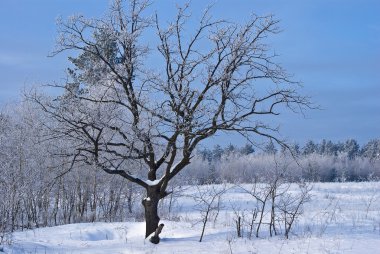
30,0 -> 310,242
191,184 -> 227,242
278,182 -> 312,239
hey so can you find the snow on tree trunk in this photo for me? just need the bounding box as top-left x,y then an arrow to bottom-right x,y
142,187 -> 161,239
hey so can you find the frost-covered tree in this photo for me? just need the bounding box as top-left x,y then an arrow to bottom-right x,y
265,141 -> 278,155
344,139 -> 359,159
30,0 -> 310,241
318,139 -> 327,155
361,139 -> 380,161
291,143 -> 301,156
225,144 -> 236,155
324,140 -> 338,156
240,143 -> 255,155
212,145 -> 224,161
303,140 -> 318,155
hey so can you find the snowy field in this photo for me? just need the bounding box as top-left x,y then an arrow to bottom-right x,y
2,182 -> 380,254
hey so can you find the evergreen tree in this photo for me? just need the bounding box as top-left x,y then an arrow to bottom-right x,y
240,143 -> 255,155
325,140 -> 338,156
319,139 -> 327,155
264,141 -> 277,155
303,140 -> 317,155
361,139 -> 380,160
344,139 -> 360,159
198,148 -> 212,162
212,145 -> 224,161
292,143 -> 301,155
225,144 -> 236,155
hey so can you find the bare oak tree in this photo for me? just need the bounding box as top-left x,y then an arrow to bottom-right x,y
30,0 -> 310,242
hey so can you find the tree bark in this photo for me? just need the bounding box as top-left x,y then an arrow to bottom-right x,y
142,187 -> 161,239
150,223 -> 164,244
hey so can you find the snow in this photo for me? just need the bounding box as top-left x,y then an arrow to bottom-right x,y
3,182 -> 380,253
142,162 -> 181,186
144,179 -> 161,186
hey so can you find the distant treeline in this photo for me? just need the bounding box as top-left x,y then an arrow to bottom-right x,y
177,139 -> 380,184
197,139 -> 380,161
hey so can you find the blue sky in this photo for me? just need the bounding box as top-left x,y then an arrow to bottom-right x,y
0,0 -> 379,145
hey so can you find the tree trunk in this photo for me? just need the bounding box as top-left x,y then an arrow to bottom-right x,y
142,187 -> 161,239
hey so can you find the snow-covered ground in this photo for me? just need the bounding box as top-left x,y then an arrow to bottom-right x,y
2,182 -> 380,254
